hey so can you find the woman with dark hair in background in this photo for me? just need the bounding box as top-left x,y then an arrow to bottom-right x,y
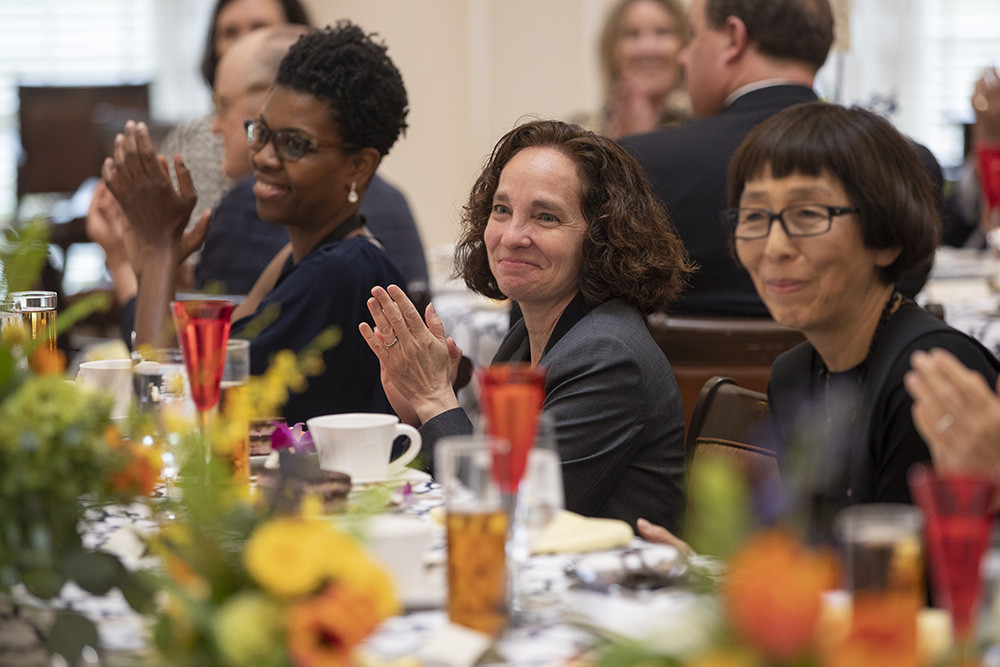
361,119 -> 694,532
162,0 -> 312,225
573,0 -> 690,139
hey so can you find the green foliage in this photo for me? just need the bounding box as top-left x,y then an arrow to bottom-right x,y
684,456 -> 754,560
0,218 -> 155,663
596,640 -> 684,667
0,218 -> 49,294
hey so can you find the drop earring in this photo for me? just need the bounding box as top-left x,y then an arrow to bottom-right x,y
347,181 -> 359,204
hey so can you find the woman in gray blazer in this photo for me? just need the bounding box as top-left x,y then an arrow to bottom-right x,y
360,119 -> 694,533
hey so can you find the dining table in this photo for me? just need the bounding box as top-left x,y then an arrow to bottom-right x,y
28,476 -> 706,667
918,246 -> 1000,355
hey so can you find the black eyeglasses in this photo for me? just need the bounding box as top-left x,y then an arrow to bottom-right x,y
722,204 -> 860,240
244,118 -> 344,162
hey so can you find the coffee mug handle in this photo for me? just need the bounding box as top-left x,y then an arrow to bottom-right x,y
388,424 -> 422,475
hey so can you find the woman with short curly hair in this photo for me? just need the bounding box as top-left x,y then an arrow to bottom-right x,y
361,119 -> 694,532
105,22 -> 409,424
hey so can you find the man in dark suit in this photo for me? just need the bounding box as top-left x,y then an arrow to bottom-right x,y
619,0 -> 835,317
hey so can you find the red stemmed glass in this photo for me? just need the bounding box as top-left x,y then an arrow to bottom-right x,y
909,464 -> 997,648
171,299 -> 234,461
479,364 -> 547,494
478,363 -> 546,618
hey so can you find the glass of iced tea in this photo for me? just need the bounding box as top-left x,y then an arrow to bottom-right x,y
221,338 -> 251,480
831,504 -> 924,666
10,290 -> 56,352
436,435 -> 511,635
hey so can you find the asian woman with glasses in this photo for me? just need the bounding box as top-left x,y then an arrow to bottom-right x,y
728,102 -> 999,532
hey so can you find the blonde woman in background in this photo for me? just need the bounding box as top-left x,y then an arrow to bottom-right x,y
575,0 -> 691,139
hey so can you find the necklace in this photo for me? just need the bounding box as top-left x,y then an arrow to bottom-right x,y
817,289 -> 902,383
818,289 -> 902,500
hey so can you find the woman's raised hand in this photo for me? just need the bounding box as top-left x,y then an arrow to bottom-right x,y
905,348 -> 1000,476
101,120 -> 210,255
359,284 -> 462,424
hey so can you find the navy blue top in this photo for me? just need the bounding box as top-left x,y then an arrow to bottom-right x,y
195,173 -> 428,294
231,227 -> 405,425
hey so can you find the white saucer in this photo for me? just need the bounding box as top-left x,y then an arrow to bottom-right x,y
352,467 -> 432,489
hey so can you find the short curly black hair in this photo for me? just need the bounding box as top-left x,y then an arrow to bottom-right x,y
275,22 -> 409,156
456,119 -> 693,314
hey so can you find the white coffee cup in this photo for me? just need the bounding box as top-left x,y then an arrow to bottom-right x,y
306,413 -> 422,483
76,359 -> 133,420
365,514 -> 440,605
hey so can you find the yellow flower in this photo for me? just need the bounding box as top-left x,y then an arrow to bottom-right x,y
153,524 -> 210,599
0,320 -> 28,346
288,584 -> 382,667
157,591 -> 198,652
213,591 -> 284,666
244,517 -> 335,597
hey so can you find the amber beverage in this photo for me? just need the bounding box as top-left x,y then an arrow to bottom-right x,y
10,291 -> 57,352
437,435 -> 511,634
446,508 -> 508,634
830,504 -> 923,667
220,339 -> 251,480
220,380 -> 250,479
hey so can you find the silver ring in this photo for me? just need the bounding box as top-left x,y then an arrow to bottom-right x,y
935,413 -> 955,433
974,94 -> 990,112
384,336 -> 399,349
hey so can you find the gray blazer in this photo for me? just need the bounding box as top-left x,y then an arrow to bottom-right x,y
422,299 -> 686,533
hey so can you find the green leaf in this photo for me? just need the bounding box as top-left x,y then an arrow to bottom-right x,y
0,218 -> 49,294
59,549 -> 125,596
118,569 -> 158,613
20,567 -> 66,599
47,611 -> 100,665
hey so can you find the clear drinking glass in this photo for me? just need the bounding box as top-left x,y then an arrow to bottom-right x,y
221,338 -> 250,480
133,347 -> 193,491
437,435 -> 511,636
832,503 -> 924,665
10,290 -> 56,354
524,412 -> 564,549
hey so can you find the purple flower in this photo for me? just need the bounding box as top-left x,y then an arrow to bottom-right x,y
269,422 -> 314,453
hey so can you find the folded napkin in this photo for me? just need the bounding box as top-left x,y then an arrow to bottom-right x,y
531,510 -> 633,554
427,508 -> 633,554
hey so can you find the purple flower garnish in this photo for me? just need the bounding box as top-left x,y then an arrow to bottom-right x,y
270,421 -> 315,453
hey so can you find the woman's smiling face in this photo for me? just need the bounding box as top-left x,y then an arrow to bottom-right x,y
484,146 -> 588,314
250,86 -> 356,230
735,167 -> 899,339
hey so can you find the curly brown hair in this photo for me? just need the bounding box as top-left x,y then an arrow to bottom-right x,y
455,119 -> 693,314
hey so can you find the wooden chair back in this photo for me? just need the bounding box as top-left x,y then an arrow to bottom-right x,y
646,313 -> 804,429
685,376 -> 778,502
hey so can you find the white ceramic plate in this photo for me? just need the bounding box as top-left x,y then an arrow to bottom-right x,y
351,467 -> 432,489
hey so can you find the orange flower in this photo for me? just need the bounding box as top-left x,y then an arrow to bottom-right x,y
287,584 -> 383,667
28,345 -> 65,375
724,529 -> 839,663
107,437 -> 162,496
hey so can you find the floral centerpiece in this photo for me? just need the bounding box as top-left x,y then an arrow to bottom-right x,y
152,495 -> 399,666
0,220 -> 160,660
140,306 -> 396,665
594,458 -> 842,667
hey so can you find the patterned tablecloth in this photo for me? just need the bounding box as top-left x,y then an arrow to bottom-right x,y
25,480 -> 706,666
920,247 -> 1000,356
